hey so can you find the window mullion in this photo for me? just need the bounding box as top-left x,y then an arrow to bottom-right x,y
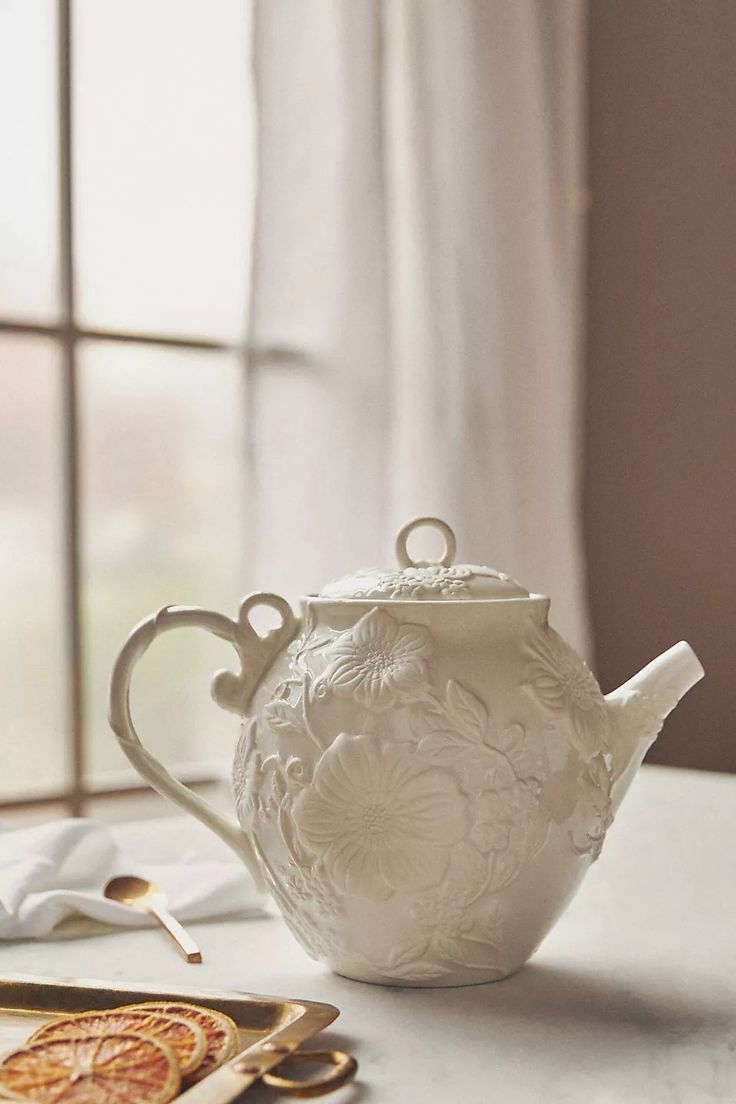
58,0 -> 85,817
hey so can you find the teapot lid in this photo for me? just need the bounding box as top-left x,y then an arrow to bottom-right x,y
318,517 -> 530,601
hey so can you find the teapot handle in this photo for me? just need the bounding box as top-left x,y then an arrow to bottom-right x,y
108,593 -> 300,892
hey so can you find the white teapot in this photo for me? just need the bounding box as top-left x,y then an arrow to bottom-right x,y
109,517 -> 703,986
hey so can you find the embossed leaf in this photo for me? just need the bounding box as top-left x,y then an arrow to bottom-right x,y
486,840 -> 528,894
450,842 -> 491,903
489,722 -> 550,785
301,632 -> 333,655
428,930 -> 505,973
384,940 -> 431,970
445,680 -> 488,743
462,913 -> 503,951
525,808 -> 551,859
487,719 -> 519,754
410,696 -> 451,738
262,698 -> 304,738
418,731 -> 468,755
274,678 -> 304,701
431,932 -> 470,962
301,605 -> 317,638
276,802 -> 295,847
390,961 -> 450,981
270,768 -> 286,803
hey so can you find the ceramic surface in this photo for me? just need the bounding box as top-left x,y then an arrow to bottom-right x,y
109,518 -> 704,985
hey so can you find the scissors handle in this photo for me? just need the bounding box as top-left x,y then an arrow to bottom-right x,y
263,1050 -> 358,1097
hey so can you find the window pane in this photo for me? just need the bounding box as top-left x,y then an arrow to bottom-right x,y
0,803 -> 70,829
0,0 -> 60,321
0,336 -> 67,798
79,341 -> 249,787
73,0 -> 253,340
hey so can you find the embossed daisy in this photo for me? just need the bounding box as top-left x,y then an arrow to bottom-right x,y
525,628 -> 609,760
316,607 -> 431,710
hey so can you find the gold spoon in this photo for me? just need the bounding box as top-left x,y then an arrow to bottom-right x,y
104,875 -> 202,963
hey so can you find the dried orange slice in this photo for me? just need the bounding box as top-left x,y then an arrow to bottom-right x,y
121,1002 -> 239,1082
0,1032 -> 180,1104
30,1009 -> 207,1077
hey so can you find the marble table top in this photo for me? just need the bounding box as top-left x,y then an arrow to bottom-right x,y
2,765 -> 735,1103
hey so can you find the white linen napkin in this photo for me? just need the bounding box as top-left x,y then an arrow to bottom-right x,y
0,818 -> 265,939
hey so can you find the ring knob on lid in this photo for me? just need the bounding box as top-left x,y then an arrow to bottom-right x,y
318,517 -> 530,601
395,517 -> 457,569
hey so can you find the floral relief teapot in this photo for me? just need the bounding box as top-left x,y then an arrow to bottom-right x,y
109,517 -> 703,986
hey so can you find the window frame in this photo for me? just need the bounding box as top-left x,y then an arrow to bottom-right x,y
0,0 -> 247,815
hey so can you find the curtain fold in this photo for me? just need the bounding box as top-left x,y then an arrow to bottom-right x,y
248,0 -> 589,652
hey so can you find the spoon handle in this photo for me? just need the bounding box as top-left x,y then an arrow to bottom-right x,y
147,904 -> 202,963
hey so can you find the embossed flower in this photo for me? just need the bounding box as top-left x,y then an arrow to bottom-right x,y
526,629 -> 609,760
409,881 -> 504,973
470,788 -> 519,854
365,565 -> 474,599
411,891 -> 474,937
291,733 -> 467,899
317,608 -> 431,709
232,722 -> 263,827
472,775 -> 542,852
569,753 -> 613,861
410,888 -> 476,963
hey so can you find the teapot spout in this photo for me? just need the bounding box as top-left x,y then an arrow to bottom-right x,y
610,640 -> 704,713
606,641 -> 704,812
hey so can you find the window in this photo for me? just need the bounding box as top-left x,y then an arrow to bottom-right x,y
0,1 -> 255,816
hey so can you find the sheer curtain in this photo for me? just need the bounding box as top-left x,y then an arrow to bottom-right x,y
247,0 -> 589,652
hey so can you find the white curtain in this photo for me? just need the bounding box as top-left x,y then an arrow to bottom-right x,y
247,0 -> 590,653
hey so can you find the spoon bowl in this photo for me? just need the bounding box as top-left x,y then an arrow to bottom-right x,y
104,875 -> 202,963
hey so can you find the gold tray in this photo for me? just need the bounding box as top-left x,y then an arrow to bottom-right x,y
0,974 -> 357,1100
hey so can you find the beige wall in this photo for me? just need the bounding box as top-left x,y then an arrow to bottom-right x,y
585,1 -> 736,771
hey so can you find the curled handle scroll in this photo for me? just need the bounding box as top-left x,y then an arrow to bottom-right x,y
108,593 -> 300,892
